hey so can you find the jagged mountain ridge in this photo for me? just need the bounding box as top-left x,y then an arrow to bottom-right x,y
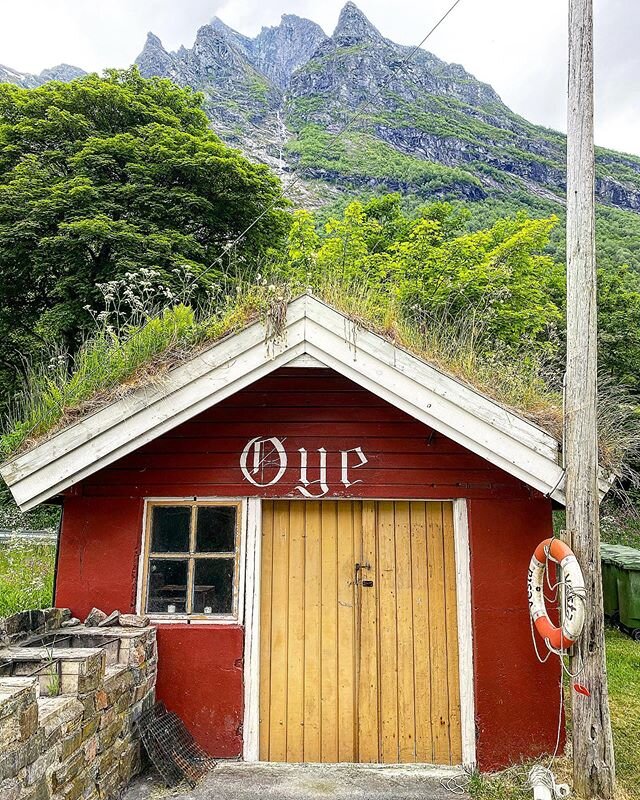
0,63 -> 86,88
3,2 -> 640,216
132,2 -> 640,212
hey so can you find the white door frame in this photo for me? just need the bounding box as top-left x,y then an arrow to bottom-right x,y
452,499 -> 476,769
242,497 -> 476,768
242,496 -> 262,760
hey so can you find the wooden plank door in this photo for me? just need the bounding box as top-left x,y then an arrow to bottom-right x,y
259,500 -> 359,762
362,501 -> 463,765
259,500 -> 462,765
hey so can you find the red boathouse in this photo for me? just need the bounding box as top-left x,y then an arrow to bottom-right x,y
2,295 -> 575,771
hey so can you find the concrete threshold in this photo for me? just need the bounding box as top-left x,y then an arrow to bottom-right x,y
124,760 -> 469,800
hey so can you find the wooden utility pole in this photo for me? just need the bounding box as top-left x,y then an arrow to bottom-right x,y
566,1 -> 616,797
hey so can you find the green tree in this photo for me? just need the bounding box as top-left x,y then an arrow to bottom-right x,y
290,199 -> 563,350
0,68 -> 289,413
596,263 -> 640,389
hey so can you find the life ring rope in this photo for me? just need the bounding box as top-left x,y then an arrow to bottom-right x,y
528,537 -> 586,652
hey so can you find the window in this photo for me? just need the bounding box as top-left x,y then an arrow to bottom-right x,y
142,502 -> 241,620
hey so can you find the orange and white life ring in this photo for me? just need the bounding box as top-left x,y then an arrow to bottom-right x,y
527,538 -> 586,651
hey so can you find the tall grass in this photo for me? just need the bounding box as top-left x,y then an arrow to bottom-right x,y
1,277 -> 564,460
601,493 -> 640,550
469,629 -> 639,800
1,275 -> 637,479
0,293 -> 264,458
0,540 -> 56,616
315,273 -> 564,435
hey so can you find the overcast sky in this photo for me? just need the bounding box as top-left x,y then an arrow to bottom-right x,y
1,0 -> 638,155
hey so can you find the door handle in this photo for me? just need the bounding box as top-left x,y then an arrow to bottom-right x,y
355,562 -> 372,586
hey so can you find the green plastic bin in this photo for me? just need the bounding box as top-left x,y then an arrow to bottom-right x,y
600,544 -> 625,618
601,553 -> 620,618
617,555 -> 640,637
600,543 -> 640,622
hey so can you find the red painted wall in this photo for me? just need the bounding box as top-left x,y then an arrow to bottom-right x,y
56,497 -> 142,619
155,626 -> 244,757
55,367 -> 559,768
468,498 -> 562,770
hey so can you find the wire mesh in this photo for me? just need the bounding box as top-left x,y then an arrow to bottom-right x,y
137,702 -> 215,787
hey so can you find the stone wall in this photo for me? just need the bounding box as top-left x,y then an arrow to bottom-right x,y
0,608 -> 156,800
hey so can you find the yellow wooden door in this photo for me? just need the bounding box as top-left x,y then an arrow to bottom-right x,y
259,500 -> 462,764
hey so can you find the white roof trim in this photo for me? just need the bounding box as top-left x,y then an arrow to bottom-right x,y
2,294 -> 570,510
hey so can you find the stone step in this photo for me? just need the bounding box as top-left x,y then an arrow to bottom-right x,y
0,647 -> 106,697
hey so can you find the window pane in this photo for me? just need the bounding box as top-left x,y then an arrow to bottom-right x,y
193,559 -> 235,614
196,506 -> 237,553
151,506 -> 191,553
147,559 -> 188,613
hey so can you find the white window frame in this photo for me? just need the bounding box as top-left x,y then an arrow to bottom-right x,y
137,497 -> 248,626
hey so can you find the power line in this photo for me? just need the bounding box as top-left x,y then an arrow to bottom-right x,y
202,0 -> 466,278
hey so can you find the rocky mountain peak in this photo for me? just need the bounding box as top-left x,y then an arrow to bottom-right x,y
190,24 -> 247,74
210,17 -> 254,57
143,32 -> 164,50
39,64 -> 87,83
0,64 -> 29,85
210,17 -> 237,36
333,2 -> 385,45
253,14 -> 327,88
193,24 -> 218,45
191,23 -> 245,64
0,62 -> 87,88
136,32 -> 176,79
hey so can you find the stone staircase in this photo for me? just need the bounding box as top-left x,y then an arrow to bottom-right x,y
0,609 -> 157,800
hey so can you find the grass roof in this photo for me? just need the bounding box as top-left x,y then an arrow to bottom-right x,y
1,279 -> 638,480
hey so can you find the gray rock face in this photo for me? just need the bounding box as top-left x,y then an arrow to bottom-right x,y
2,2 -> 640,214
210,17 -> 254,59
288,17 -> 500,121
332,1 -> 386,45
252,15 -> 327,88
136,24 -> 281,135
0,64 -> 28,85
39,64 -> 87,83
136,32 -> 179,80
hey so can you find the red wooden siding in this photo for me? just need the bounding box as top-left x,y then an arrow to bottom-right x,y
80,369 -> 531,500
54,367 -> 560,769
56,497 -> 143,619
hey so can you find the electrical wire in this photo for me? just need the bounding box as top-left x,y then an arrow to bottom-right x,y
201,0 -> 467,279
